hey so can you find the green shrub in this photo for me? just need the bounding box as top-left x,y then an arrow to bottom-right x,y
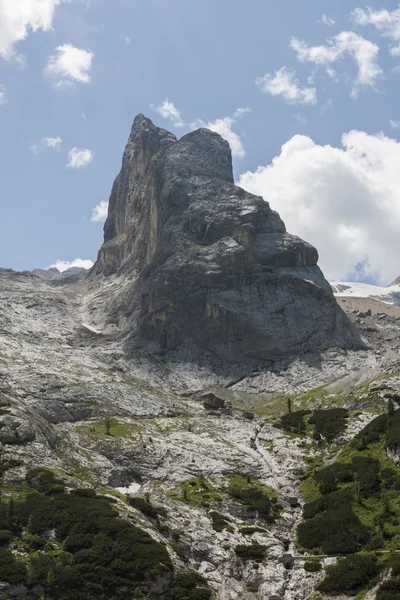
299,490 -> 370,554
309,408 -> 348,442
227,476 -> 276,521
354,414 -> 388,449
351,456 -> 381,496
0,473 -> 174,599
0,548 -> 28,584
314,463 -> 354,494
128,496 -> 159,518
0,529 -> 13,547
23,533 -> 47,551
167,572 -> 212,600
318,554 -> 379,593
239,527 -> 265,535
235,543 -> 267,561
26,467 -> 65,495
377,577 -> 400,600
304,561 -> 322,573
387,410 -> 400,451
279,410 -> 311,434
209,511 -> 233,533
70,488 -> 96,498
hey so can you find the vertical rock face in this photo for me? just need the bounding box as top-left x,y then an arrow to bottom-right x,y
91,115 -> 362,366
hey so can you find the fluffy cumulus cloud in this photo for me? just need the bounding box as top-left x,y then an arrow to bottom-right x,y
256,67 -> 317,105
67,147 -> 93,169
291,31 -> 382,98
153,98 -> 185,128
91,200 -> 109,223
0,84 -> 7,105
45,44 -> 93,85
0,0 -> 71,60
352,6 -> 400,56
238,130 -> 400,285
191,108 -> 251,159
50,258 -> 94,272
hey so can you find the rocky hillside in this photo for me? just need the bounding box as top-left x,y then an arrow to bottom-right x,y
1,117 -> 400,600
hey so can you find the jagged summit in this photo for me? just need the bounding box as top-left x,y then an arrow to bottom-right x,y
91,115 -> 362,367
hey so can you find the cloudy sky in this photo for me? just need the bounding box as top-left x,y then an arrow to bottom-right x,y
2,0 -> 400,284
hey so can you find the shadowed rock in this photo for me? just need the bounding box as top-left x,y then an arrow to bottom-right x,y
91,114 -> 362,367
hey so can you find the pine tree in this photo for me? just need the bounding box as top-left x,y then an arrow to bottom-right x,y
105,418 -> 112,436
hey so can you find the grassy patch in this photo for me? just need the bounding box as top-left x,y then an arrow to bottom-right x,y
168,476 -> 222,507
76,419 -> 143,440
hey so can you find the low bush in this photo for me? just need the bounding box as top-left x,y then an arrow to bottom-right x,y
0,529 -> 13,547
299,490 -> 370,554
304,560 -> 322,573
386,410 -> 400,451
128,496 -> 159,518
167,571 -> 212,600
318,554 -> 379,594
227,475 -> 276,521
354,414 -> 388,449
351,456 -> 381,496
377,577 -> 400,600
235,543 -> 267,561
209,511 -> 233,533
309,408 -> 348,442
0,548 -> 28,584
314,463 -> 354,494
279,410 -> 311,435
0,470 -> 174,599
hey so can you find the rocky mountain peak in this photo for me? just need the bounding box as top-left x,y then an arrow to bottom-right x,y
90,115 -> 362,371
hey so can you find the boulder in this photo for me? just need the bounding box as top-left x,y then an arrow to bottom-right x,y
201,393 -> 225,410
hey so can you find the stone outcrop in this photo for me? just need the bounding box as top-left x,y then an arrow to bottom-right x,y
91,114 -> 361,367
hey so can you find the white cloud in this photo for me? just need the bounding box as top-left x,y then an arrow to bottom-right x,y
50,258 -> 94,272
153,98 -> 185,128
0,0 -> 72,61
256,67 -> 317,105
124,36 -> 131,46
390,119 -> 400,129
191,107 -> 251,159
238,130 -> 400,284
45,44 -> 93,85
321,14 -> 336,27
351,6 -> 400,56
67,147 -> 93,168
42,136 -> 63,150
0,84 -> 7,105
291,31 -> 382,97
30,135 -> 63,154
91,200 -> 108,223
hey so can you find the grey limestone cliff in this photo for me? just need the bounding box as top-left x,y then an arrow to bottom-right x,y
91,114 -> 362,367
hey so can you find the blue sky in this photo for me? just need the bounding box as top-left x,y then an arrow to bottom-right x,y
2,0 -> 400,284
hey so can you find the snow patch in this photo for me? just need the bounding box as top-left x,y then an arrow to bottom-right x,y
330,281 -> 400,306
